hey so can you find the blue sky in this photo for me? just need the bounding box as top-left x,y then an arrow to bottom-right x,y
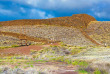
0,0 -> 110,21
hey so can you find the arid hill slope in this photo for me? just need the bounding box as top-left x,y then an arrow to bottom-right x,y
0,25 -> 95,46
0,14 -> 96,28
85,21 -> 110,46
1,14 -> 105,46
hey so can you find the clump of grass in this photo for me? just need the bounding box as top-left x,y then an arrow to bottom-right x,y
15,66 -> 18,68
78,69 -> 88,74
11,45 -> 19,48
72,60 -> 88,67
50,45 -> 58,48
35,60 -> 48,63
0,25 -> 2,27
70,49 -> 82,55
50,56 -> 64,62
0,46 -> 11,49
23,66 -> 29,69
94,69 -> 101,74
64,59 -> 72,64
31,42 -> 45,45
0,45 -> 19,49
30,49 -> 38,53
59,42 -> 67,46
30,64 -> 34,67
78,46 -> 87,49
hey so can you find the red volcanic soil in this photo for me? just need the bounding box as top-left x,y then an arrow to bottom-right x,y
0,43 -> 59,56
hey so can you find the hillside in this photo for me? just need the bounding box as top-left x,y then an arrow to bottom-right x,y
85,21 -> 110,46
0,14 -> 106,46
0,25 -> 95,46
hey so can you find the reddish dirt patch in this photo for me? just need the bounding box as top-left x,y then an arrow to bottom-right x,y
0,45 -> 42,56
0,43 -> 60,56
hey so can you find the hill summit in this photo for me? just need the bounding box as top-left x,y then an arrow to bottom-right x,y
0,14 -> 96,28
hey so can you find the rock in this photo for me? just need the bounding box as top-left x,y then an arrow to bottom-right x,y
13,68 -> 25,74
38,72 -> 46,74
0,67 -> 12,74
52,47 -> 58,51
25,69 -> 37,74
15,57 -> 23,59
63,50 -> 70,54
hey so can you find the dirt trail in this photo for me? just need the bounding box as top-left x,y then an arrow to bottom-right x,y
0,43 -> 59,56
80,29 -> 103,46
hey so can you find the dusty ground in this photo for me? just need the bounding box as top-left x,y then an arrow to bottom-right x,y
0,62 -> 78,74
0,43 -> 110,73
0,43 -> 59,56
72,47 -> 110,62
0,43 -> 80,74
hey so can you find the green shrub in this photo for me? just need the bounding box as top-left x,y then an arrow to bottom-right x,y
78,46 -> 87,49
0,45 -> 19,49
36,60 -> 48,63
51,56 -> 64,62
0,25 -> 2,27
64,59 -> 72,64
72,60 -> 88,67
0,46 -> 11,49
70,49 -> 81,55
59,42 -> 66,46
15,66 -> 18,68
30,49 -> 38,53
78,69 -> 88,74
11,45 -> 19,48
94,69 -> 101,74
30,64 -> 34,67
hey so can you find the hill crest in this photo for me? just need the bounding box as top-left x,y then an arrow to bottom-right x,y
0,14 -> 96,28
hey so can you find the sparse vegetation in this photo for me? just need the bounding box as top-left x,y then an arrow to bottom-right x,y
0,25 -> 2,27
0,18 -> 110,74
0,45 -> 19,49
94,69 -> 101,74
78,69 -> 88,74
72,60 -> 89,67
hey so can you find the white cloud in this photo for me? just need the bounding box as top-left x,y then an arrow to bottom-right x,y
94,12 -> 110,18
0,8 -> 20,17
0,7 -> 54,19
30,9 -> 54,19
0,8 -> 13,15
20,7 -> 26,13
12,0 -> 101,10
1,0 -> 110,20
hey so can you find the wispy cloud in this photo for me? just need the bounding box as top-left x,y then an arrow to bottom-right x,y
30,9 -> 54,19
12,0 -> 100,10
0,0 -> 110,21
0,8 -> 13,15
95,12 -> 106,18
20,7 -> 26,13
